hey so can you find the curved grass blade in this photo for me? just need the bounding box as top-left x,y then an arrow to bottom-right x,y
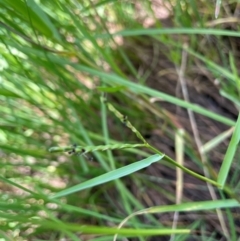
52,154 -> 164,199
113,199 -> 240,241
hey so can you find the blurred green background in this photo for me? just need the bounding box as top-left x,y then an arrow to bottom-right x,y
0,0 -> 240,240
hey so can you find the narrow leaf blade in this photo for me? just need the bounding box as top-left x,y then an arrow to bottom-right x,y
52,154 -> 164,198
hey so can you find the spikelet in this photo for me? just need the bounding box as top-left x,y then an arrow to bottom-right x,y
106,102 -> 148,145
49,143 -> 145,154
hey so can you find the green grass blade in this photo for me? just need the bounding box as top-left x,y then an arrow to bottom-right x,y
37,221 -> 190,236
115,199 -> 240,241
217,113 -> 240,187
73,64 -> 235,126
219,191 -> 237,241
0,0 -> 61,41
109,28 -> 240,38
59,203 -> 122,223
100,94 -> 115,169
186,47 -> 239,84
200,127 -> 234,154
146,199 -> 240,214
0,88 -> 21,98
52,154 -> 164,198
0,175 -> 38,196
25,0 -> 61,41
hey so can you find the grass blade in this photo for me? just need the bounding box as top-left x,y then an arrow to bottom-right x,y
114,199 -> 240,241
73,64 -> 235,126
37,220 -> 190,236
1,0 -> 61,41
99,28 -> 240,39
217,113 -> 240,187
52,154 -> 164,198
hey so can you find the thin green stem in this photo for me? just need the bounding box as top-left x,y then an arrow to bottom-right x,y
146,144 -> 221,187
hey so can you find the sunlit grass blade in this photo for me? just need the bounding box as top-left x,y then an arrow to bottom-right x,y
52,154 -> 164,198
217,113 -> 240,187
1,0 -> 61,41
0,89 -> 21,98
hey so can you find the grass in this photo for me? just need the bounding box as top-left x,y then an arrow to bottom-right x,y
0,0 -> 240,240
